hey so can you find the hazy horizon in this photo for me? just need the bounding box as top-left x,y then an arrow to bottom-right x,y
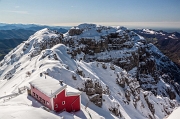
1,22 -> 180,33
0,0 -> 180,28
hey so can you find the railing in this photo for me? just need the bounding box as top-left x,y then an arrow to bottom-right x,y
18,86 -> 30,94
0,86 -> 31,101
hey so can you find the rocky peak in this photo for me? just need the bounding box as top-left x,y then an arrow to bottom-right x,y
63,24 -> 180,100
23,28 -> 63,57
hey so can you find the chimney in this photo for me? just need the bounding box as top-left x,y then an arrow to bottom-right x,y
59,80 -> 63,85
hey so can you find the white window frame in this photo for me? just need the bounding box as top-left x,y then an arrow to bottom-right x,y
62,101 -> 65,105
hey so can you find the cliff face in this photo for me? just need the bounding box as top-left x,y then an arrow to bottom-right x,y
63,24 -> 180,100
0,24 -> 180,119
133,29 -> 180,72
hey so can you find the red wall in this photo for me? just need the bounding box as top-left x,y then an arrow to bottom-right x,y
53,90 -> 80,112
30,85 -> 80,112
66,95 -> 80,112
30,85 -> 52,110
53,90 -> 66,112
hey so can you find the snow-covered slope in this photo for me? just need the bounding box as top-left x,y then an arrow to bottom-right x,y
166,107 -> 180,119
0,24 -> 180,119
0,93 -> 62,119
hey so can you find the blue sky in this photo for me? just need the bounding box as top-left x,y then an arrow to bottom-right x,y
0,0 -> 180,28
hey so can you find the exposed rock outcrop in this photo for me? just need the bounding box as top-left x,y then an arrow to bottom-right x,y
84,78 -> 103,107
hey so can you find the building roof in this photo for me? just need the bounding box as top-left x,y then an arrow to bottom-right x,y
29,75 -> 81,98
66,85 -> 81,96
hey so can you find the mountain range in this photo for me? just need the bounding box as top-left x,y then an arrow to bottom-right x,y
0,23 -> 180,119
133,29 -> 180,68
0,23 -> 68,61
0,23 -> 70,30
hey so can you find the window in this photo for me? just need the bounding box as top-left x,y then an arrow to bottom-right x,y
42,99 -> 45,104
62,101 -> 65,105
33,92 -> 35,96
36,94 -> 38,98
55,104 -> 58,108
39,97 -> 42,101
